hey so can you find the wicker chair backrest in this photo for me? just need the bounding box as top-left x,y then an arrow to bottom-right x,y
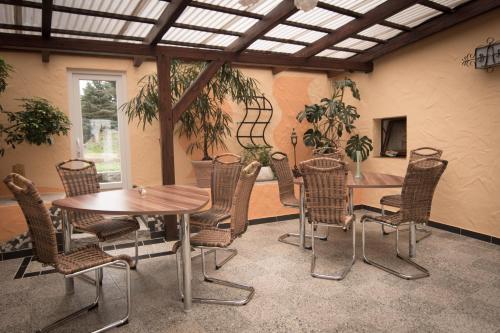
312,147 -> 344,161
4,174 -> 58,265
270,152 -> 296,205
299,157 -> 348,225
400,158 -> 448,224
56,159 -> 102,228
230,161 -> 260,238
211,153 -> 243,212
410,147 -> 443,162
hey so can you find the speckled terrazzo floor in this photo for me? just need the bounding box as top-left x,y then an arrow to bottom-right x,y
1,210 -> 499,333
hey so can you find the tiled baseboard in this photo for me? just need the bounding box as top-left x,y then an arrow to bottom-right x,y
357,204 -> 500,245
2,205 -> 498,261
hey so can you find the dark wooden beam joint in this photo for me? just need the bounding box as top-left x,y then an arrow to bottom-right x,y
41,50 -> 50,62
144,0 -> 189,45
133,56 -> 144,67
41,0 -> 53,39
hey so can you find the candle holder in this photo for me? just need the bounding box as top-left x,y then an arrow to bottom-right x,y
290,128 -> 300,177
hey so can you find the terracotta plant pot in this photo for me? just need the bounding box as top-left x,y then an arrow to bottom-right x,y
257,166 -> 274,182
191,160 -> 212,188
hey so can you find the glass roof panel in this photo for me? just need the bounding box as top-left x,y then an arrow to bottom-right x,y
0,5 -> 41,27
316,49 -> 356,59
272,43 -> 305,54
288,7 -> 354,30
121,22 -> 154,38
386,4 -> 441,28
429,0 -> 471,9
334,38 -> 377,50
224,16 -> 259,33
265,24 -> 326,43
248,39 -> 280,51
358,24 -> 401,40
162,27 -> 213,44
176,6 -> 239,30
52,12 -> 126,35
193,0 -> 281,15
321,0 -> 387,14
53,0 -> 158,17
204,33 -> 239,47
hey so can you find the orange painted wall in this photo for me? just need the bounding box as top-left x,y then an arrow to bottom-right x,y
338,9 -> 500,237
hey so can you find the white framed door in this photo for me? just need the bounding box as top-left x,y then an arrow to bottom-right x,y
68,71 -> 131,190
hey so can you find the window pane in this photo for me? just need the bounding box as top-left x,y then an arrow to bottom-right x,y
79,79 -> 121,184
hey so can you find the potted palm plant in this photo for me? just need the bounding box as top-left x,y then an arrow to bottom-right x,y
121,60 -> 260,187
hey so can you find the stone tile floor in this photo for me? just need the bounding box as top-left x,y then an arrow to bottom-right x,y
0,210 -> 499,333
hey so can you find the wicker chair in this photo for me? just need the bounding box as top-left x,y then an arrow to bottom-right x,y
56,159 -> 140,269
312,147 -> 344,161
189,153 -> 243,269
299,157 -> 356,280
174,161 -> 260,305
380,147 -> 443,240
4,173 -> 132,332
361,158 -> 448,280
270,152 -> 328,247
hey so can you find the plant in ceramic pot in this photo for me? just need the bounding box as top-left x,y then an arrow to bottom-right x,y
242,144 -> 273,181
121,60 -> 261,187
0,58 -> 70,158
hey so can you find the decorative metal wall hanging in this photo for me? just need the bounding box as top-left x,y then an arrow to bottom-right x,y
236,95 -> 273,149
462,37 -> 500,72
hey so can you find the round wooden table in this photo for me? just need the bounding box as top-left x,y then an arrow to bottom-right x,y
293,171 -> 415,256
53,184 -> 209,312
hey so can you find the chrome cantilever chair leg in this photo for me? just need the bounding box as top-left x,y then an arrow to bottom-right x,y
380,205 -> 432,243
310,220 -> 355,280
37,259 -> 131,333
362,217 -> 429,280
176,247 -> 254,306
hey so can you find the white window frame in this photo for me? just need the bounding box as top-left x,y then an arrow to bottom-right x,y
68,70 -> 131,190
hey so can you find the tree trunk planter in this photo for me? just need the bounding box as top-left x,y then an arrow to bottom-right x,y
191,160 -> 212,188
257,166 -> 274,182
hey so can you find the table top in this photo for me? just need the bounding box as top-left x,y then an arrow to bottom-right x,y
52,185 -> 210,215
294,171 -> 404,189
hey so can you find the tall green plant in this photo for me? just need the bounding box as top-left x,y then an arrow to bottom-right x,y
0,58 -> 70,157
297,78 -> 361,149
121,60 -> 260,160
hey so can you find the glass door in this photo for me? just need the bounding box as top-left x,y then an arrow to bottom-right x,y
69,72 -> 130,190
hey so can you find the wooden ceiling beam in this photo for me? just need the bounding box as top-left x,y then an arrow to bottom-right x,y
225,0 -> 297,52
0,33 -> 372,72
418,0 -> 453,13
41,0 -> 52,39
0,0 -> 157,24
352,0 -> 500,62
144,0 -> 189,45
294,0 -> 418,58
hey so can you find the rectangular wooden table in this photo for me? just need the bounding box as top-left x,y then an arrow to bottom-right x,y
52,185 -> 209,312
293,171 -> 417,257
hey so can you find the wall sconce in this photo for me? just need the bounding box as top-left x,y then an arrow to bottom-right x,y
462,37 -> 500,72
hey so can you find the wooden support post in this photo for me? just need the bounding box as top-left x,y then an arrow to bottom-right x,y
156,53 -> 177,240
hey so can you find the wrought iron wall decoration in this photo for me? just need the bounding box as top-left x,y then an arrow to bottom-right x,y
462,37 -> 500,72
236,95 -> 273,149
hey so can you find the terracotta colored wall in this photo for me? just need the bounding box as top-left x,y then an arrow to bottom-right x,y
339,9 -> 500,237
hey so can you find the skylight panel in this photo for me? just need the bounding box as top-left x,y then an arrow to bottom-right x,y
429,0 -> 471,9
386,4 -> 441,28
358,24 -> 402,40
335,38 -> 376,50
162,27 -> 212,44
54,0 -> 139,16
52,12 -> 126,35
0,5 -> 41,27
248,39 -> 280,52
177,6 -> 238,30
224,16 -> 259,33
288,7 -> 353,30
272,43 -> 305,54
194,0 -> 281,15
205,34 -> 239,47
136,0 -> 168,19
122,22 -> 154,38
321,0 -> 387,14
0,5 -> 14,25
317,50 -> 356,59
265,24 -> 326,43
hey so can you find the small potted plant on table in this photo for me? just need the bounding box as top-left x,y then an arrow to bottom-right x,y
242,144 -> 273,181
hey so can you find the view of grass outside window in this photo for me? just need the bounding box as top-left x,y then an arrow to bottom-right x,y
79,79 -> 121,183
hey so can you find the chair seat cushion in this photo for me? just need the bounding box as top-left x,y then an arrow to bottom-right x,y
380,194 -> 402,208
56,244 -> 132,275
191,228 -> 232,248
75,217 -> 140,242
190,209 -> 230,230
